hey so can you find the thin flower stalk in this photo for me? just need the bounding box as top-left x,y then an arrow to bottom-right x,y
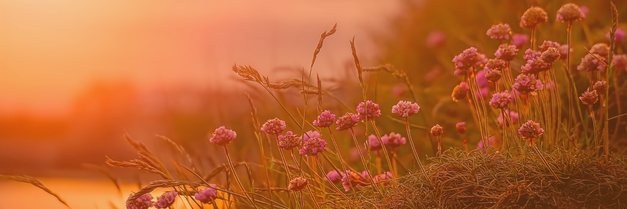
349,128 -> 380,194
222,147 -> 258,208
405,118 -> 429,179
289,150 -> 321,209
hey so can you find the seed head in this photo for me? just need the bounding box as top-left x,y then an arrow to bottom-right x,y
391,100 -> 420,118
261,117 -> 287,135
556,3 -> 585,22
313,110 -> 336,128
613,54 -> 627,72
489,90 -> 512,109
209,126 -> 237,146
518,120 -> 545,139
299,131 -> 327,156
455,122 -> 466,135
579,89 -> 598,106
520,7 -> 548,29
335,112 -> 360,131
155,191 -> 178,209
126,193 -> 153,209
287,177 -> 308,191
513,74 -> 544,94
195,185 -> 218,204
430,124 -> 443,137
452,47 -> 488,71
277,131 -> 301,150
486,23 -> 512,41
495,44 -> 518,61
512,34 -> 529,49
382,132 -> 406,148
356,100 -> 381,121
593,81 -> 607,95
451,82 -> 469,102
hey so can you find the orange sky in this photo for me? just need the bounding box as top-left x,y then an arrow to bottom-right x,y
0,0 -> 400,117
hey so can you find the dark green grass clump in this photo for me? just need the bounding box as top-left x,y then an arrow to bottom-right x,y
345,148 -> 627,209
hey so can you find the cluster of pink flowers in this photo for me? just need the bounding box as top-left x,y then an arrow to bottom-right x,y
511,34 -> 529,49
556,3 -> 585,22
126,193 -> 153,209
579,89 -> 599,106
497,110 -> 519,127
391,101 -> 420,118
356,100 -> 382,120
577,54 -> 607,72
313,110 -> 336,128
299,131 -> 327,156
518,120 -> 545,139
539,41 -> 561,52
367,134 -> 381,151
261,117 -> 287,135
277,131 -> 301,150
326,170 -> 343,183
287,177 -> 308,191
521,49 -> 550,74
486,23 -> 512,41
495,44 -> 518,61
593,81 -> 607,94
452,47 -> 488,73
155,191 -> 178,209
606,28 -> 626,42
195,185 -> 218,204
335,112 -> 360,131
209,126 -> 237,146
541,47 -> 560,64
373,171 -> 393,183
489,90 -> 512,109
381,132 -> 407,148
513,74 -> 543,94
519,6 -> 548,29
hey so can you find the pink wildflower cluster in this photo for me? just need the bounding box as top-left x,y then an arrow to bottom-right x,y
299,131 -> 327,156
489,90 -> 512,109
126,193 -> 153,209
495,44 -> 518,61
518,120 -> 545,139
452,47 -> 488,74
521,49 -> 550,74
381,132 -> 406,148
195,185 -> 218,204
356,100 -> 382,120
335,113 -> 360,131
391,101 -> 420,118
277,131 -> 301,150
313,110 -> 336,128
209,126 -> 237,146
261,117 -> 286,135
155,191 -> 178,209
513,74 -> 543,94
556,3 -> 585,22
367,134 -> 381,151
486,23 -> 512,41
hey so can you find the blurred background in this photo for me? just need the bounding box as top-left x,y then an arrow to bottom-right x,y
1,0 -> 625,208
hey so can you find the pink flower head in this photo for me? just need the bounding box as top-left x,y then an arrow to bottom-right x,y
209,126 -> 237,146
513,74 -> 543,94
613,54 -> 627,72
451,82 -> 469,102
356,100 -> 382,121
539,41 -> 561,52
299,131 -> 327,156
489,90 -> 512,109
512,34 -> 529,49
126,193 -> 153,209
195,185 -> 219,204
155,191 -> 178,209
486,23 -> 512,41
476,70 -> 489,87
497,110 -> 519,127
430,124 -> 443,137
313,110 -> 336,128
541,47 -> 561,64
521,49 -> 550,74
277,131 -> 301,150
456,122 -> 466,135
391,101 -> 420,118
579,89 -> 599,106
261,117 -> 287,135
452,47 -> 488,71
557,3 -> 585,22
520,6 -> 548,29
341,170 -> 370,192
476,86 -> 490,100
382,132 -> 406,148
495,44 -> 518,61
607,28 -> 626,42
426,30 -> 446,48
559,45 -> 573,60
577,54 -> 607,72
484,58 -> 506,72
336,112 -> 360,131
590,43 -> 610,58
288,177 -> 308,191
327,170 -> 343,183
373,171 -> 393,183
518,120 -> 545,139
368,134 -> 382,151
593,81 -> 607,95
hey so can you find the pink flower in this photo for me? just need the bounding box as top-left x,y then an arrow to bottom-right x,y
261,117 -> 287,135
456,122 -> 466,135
209,126 -> 237,146
593,81 -> 607,94
373,171 -> 393,183
520,6 -> 548,29
299,131 -> 327,156
288,177 -> 308,191
426,30 -> 446,48
541,47 -> 561,64
489,90 -> 512,109
579,89 -> 599,106
613,54 -> 627,72
368,134 -> 382,151
511,34 -> 529,49
556,3 -> 585,22
513,74 -> 543,94
518,120 -> 545,139
486,23 -> 512,41
521,49 -> 550,74
327,170 -> 342,183
341,170 -> 370,192
590,43 -> 610,58
356,100 -> 382,121
495,44 -> 518,61
382,132 -> 406,148
476,86 -> 490,100
476,70 -> 489,87
577,54 -> 607,72
430,124 -> 443,137
335,113 -> 360,131
313,110 -> 336,128
451,82 -> 469,102
277,131 -> 301,150
391,101 -> 420,118
155,191 -> 178,209
452,47 -> 488,71
558,45 -> 573,60
497,110 -> 519,127
126,193 -> 153,209
539,41 -> 561,52
195,185 -> 218,204
606,28 -> 626,42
